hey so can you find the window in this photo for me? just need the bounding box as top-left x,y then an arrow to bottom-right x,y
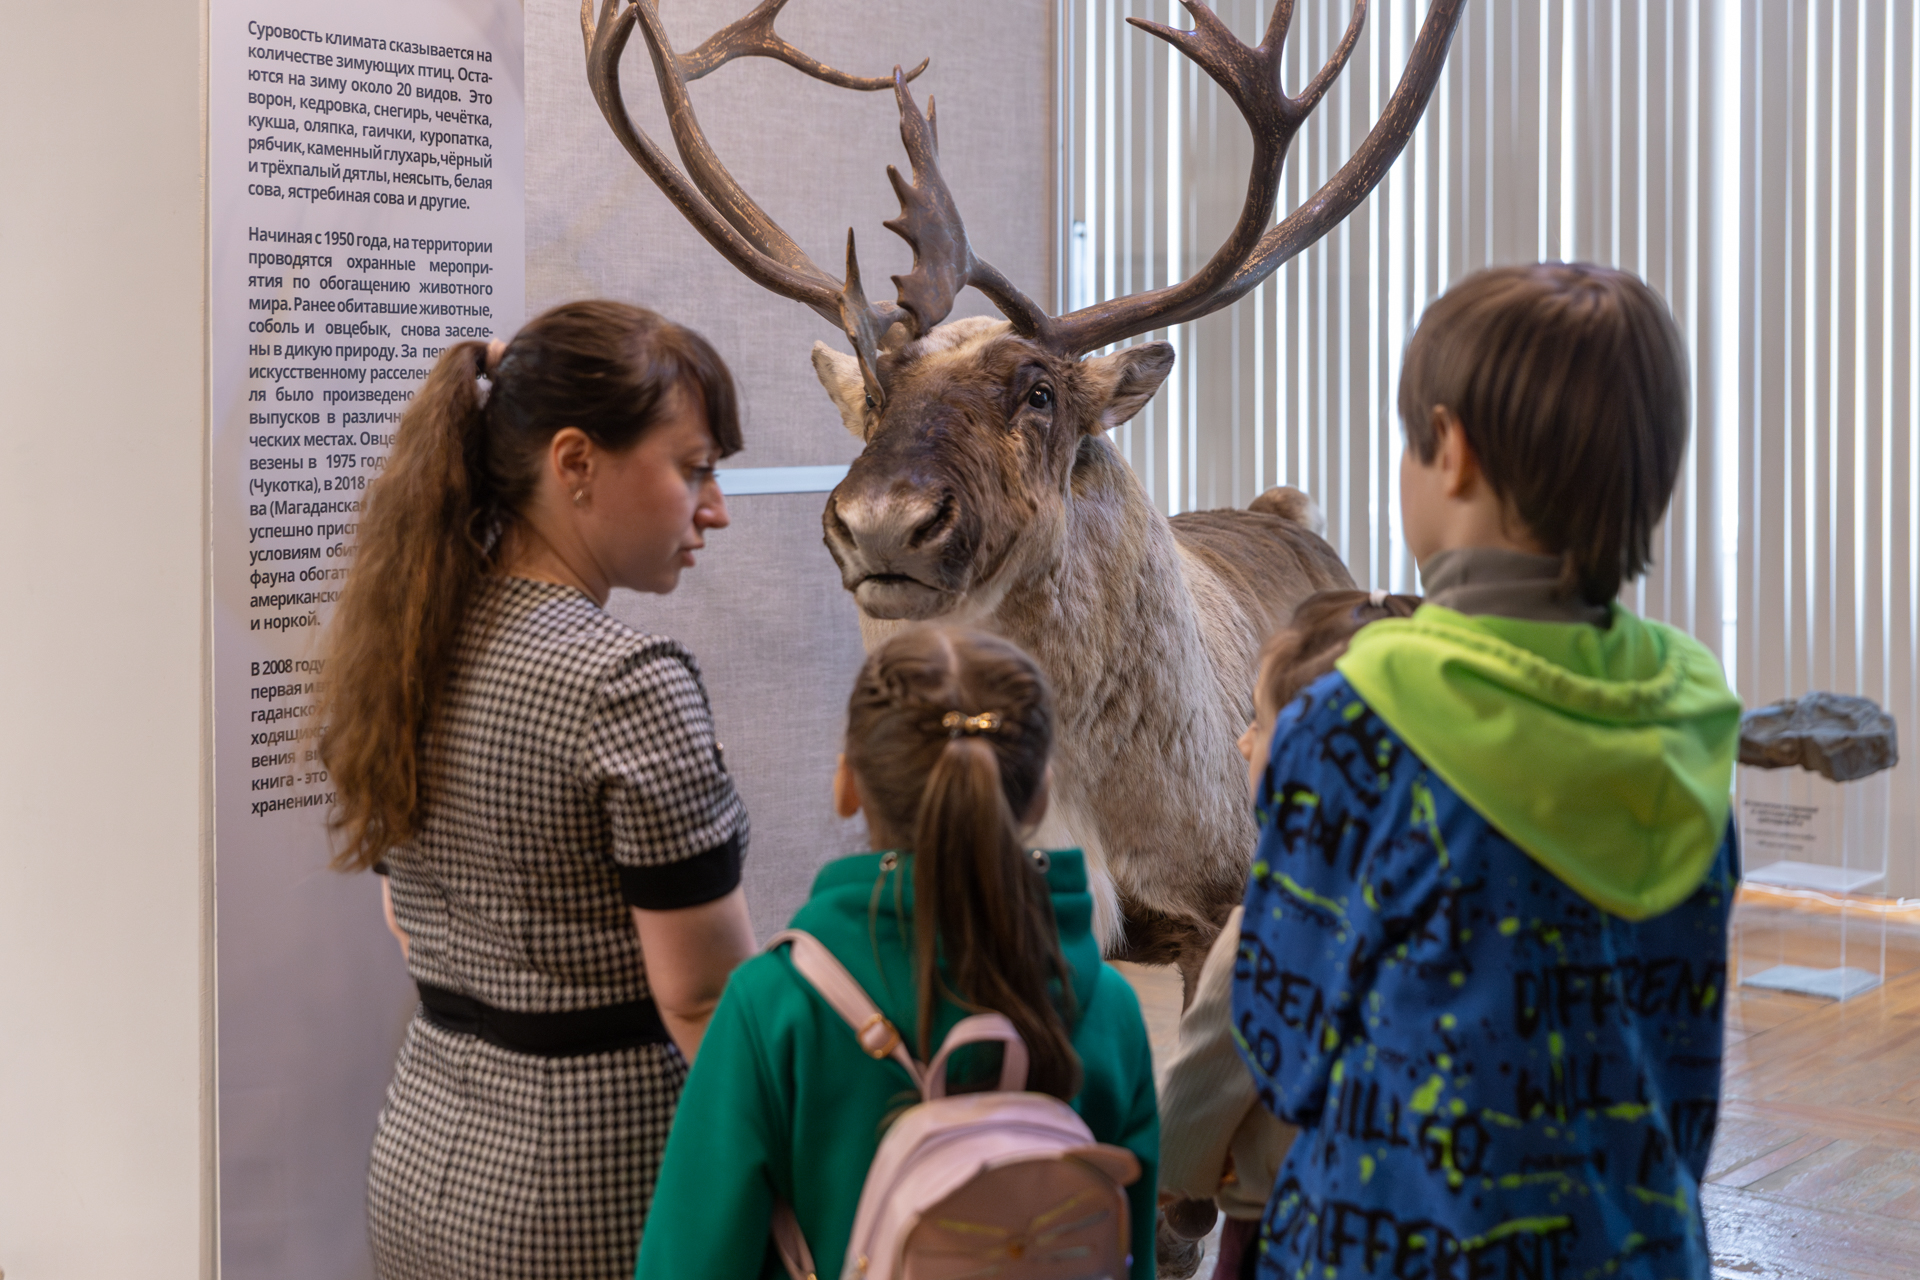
1060,0 -> 1917,894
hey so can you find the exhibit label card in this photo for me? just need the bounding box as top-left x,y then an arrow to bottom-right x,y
208,1 -> 523,1272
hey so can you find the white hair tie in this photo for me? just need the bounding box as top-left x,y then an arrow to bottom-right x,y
1369,588 -> 1388,606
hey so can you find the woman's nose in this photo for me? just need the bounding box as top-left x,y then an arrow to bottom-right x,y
697,481 -> 730,530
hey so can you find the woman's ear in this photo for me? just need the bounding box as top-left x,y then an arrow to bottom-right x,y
832,754 -> 862,820
549,426 -> 595,496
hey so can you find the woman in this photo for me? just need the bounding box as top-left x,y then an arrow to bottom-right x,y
320,300 -> 756,1279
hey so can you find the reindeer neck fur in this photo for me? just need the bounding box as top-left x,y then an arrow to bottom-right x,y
973,433 -> 1255,933
995,436 -> 1216,740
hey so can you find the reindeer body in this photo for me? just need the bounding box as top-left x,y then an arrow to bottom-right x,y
1005,444 -> 1349,966
814,319 -> 1350,978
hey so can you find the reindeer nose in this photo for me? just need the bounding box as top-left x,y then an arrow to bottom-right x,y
823,491 -> 856,547
832,487 -> 951,557
906,490 -> 957,550
822,474 -> 970,615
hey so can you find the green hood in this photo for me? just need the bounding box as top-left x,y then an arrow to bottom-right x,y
1336,604 -> 1741,919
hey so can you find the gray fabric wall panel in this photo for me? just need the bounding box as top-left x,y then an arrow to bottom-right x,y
607,495 -> 872,937
525,0 -> 1055,932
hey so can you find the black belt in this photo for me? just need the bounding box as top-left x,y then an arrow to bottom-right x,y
416,983 -> 671,1058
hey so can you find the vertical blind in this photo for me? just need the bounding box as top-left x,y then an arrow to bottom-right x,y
1058,0 -> 1917,895
1735,3 -> 1917,896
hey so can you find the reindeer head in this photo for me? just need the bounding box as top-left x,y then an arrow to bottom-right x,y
810,322 -> 1173,618
582,0 -> 1466,617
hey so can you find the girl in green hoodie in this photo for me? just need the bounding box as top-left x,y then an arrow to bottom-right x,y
636,624 -> 1160,1279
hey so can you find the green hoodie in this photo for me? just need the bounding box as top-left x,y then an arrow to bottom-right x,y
634,849 -> 1160,1280
1336,603 -> 1741,919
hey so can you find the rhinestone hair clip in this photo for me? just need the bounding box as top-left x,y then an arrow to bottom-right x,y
940,710 -> 1004,738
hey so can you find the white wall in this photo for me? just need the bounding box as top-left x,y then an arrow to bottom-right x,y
0,3 -> 212,1278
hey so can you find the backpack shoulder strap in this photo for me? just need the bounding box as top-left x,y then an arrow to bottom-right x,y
766,929 -> 926,1093
924,1013 -> 1030,1099
769,1200 -> 817,1280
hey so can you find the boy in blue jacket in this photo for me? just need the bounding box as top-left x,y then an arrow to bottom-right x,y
1232,263 -> 1742,1280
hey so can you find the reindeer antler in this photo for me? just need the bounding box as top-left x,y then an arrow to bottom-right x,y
882,73 -> 1050,340
1040,0 -> 1358,355
872,0 -> 1465,354
580,0 -> 923,400
585,0 -> 1465,374
1153,0 -> 1468,329
676,0 -> 927,89
1047,0 -> 1465,353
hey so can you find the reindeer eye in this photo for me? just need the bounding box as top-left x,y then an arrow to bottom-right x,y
1026,385 -> 1053,410
864,392 -> 876,410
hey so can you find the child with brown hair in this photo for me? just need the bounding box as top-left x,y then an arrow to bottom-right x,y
1159,589 -> 1418,1280
636,624 -> 1159,1280
1231,264 -> 1742,1280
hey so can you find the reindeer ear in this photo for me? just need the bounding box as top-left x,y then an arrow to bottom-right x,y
811,342 -> 871,439
1081,342 -> 1175,434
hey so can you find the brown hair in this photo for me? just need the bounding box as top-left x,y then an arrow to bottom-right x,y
844,625 -> 1082,1101
1255,589 -> 1422,718
1397,262 -> 1690,605
321,300 -> 741,871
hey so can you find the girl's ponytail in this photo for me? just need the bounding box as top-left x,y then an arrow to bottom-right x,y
913,734 -> 1082,1100
847,625 -> 1082,1102
321,341 -> 492,871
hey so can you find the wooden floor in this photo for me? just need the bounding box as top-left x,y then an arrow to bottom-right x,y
1710,889 -> 1920,1278
1118,886 -> 1920,1280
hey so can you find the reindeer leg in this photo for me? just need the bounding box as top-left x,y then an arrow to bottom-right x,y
1157,1209 -> 1209,1279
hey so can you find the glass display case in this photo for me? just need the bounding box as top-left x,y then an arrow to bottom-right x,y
1735,765 -> 1891,1000
1734,693 -> 1900,1002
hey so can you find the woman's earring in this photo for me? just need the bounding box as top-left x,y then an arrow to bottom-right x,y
572,488 -> 587,507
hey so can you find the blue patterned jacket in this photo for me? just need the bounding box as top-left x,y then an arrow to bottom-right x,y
1232,670 -> 1736,1280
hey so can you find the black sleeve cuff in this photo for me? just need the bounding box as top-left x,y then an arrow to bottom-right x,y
619,832 -> 744,910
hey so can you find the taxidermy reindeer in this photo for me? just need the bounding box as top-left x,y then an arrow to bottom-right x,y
582,0 -> 1465,986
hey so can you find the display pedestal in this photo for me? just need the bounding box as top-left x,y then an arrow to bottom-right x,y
1737,764 -> 1892,1001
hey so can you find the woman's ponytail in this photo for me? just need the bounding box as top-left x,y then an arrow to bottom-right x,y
321,341 -> 492,871
848,625 -> 1082,1102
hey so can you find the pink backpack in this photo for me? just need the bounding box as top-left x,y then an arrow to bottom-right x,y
766,929 -> 1141,1280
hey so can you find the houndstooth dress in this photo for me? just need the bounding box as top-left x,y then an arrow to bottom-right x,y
368,576 -> 749,1280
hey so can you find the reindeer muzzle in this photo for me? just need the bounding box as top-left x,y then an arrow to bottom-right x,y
822,478 -> 964,620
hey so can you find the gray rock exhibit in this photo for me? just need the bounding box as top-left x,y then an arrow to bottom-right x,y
1738,691 -> 1900,783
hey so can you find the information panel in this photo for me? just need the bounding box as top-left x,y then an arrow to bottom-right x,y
209,2 -> 523,1273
